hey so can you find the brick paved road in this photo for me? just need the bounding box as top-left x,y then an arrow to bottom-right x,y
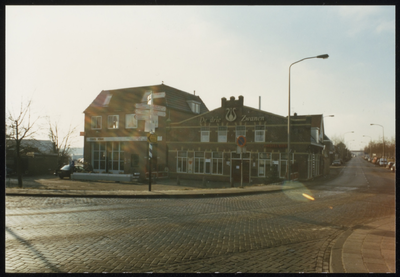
6,158 -> 395,273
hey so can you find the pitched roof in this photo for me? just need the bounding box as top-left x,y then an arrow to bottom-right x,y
84,84 -> 209,114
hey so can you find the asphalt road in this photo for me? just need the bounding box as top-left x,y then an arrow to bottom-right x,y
5,157 -> 395,273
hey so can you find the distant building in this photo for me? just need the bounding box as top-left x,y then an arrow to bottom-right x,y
6,139 -> 58,175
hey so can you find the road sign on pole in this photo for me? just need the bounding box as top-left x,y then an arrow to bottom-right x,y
236,136 -> 246,147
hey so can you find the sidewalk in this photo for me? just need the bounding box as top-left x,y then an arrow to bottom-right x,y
5,175 -> 292,198
330,215 -> 396,273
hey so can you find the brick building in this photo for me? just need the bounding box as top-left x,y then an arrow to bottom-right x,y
166,95 -> 331,183
83,84 -> 208,179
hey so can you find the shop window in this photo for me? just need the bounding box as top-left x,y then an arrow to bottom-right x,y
177,151 -> 187,173
212,152 -> 223,175
258,152 -> 271,177
255,125 -> 265,142
236,126 -> 246,138
126,114 -> 137,129
91,116 -> 102,130
194,151 -> 204,173
201,127 -> 210,142
92,142 -> 106,172
218,127 -> 227,142
108,115 -> 119,129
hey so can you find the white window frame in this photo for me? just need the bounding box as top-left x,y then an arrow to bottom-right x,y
194,152 -> 205,173
212,152 -> 223,175
255,126 -> 265,142
187,100 -> 201,114
125,114 -> 137,129
236,125 -> 246,138
258,152 -> 271,177
177,151 -> 187,173
218,126 -> 227,143
108,115 -> 119,129
201,127 -> 210,142
91,116 -> 102,130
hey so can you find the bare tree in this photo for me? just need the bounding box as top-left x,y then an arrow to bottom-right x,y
48,119 -> 78,169
6,99 -> 40,188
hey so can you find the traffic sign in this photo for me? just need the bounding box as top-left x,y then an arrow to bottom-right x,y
236,136 -> 246,147
153,92 -> 165,98
136,109 -> 166,117
135,103 -> 166,111
135,114 -> 151,121
147,133 -> 157,143
135,103 -> 151,109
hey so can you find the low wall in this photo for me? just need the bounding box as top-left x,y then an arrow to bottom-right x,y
71,173 -> 136,182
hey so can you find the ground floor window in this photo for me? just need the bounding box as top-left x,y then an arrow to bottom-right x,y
194,152 -> 205,173
92,142 -> 124,173
212,152 -> 223,175
107,142 -> 124,172
92,142 -> 106,171
258,152 -> 271,177
177,151 -> 187,173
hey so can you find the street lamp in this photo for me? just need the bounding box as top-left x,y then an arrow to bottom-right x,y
287,54 -> 329,181
324,115 -> 334,118
343,131 -> 354,146
363,135 -> 372,157
370,124 -> 384,159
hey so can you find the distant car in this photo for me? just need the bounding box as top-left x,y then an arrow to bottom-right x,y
57,163 -> 92,179
332,160 -> 342,166
386,162 -> 394,169
379,159 -> 388,167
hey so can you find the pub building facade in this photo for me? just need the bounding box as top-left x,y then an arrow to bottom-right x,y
166,95 -> 330,183
82,84 -> 209,179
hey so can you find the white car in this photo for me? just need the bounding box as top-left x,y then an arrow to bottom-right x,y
379,159 -> 388,167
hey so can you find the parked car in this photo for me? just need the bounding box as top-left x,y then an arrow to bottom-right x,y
391,163 -> 395,172
386,162 -> 394,169
331,160 -> 342,166
56,163 -> 93,179
371,157 -> 378,164
379,159 -> 388,167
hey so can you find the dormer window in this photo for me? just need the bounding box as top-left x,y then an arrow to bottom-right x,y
187,100 -> 201,114
103,94 -> 112,107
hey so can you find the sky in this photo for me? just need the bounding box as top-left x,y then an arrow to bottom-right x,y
6,6 -> 395,151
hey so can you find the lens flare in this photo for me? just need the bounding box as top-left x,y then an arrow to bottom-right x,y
302,193 -> 315,201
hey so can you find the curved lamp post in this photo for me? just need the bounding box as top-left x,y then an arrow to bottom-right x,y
363,135 -> 372,157
287,54 -> 329,181
370,124 -> 384,158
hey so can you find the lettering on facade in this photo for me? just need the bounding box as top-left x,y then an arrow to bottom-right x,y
200,111 -> 266,124
241,115 -> 265,122
200,116 -> 222,124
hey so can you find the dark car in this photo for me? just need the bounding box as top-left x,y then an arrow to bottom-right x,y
57,163 -> 92,179
331,160 -> 342,166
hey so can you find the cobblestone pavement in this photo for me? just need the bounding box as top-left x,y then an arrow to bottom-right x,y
6,158 -> 395,273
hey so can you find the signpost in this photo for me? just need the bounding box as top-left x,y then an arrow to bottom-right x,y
236,136 -> 246,188
139,91 -> 166,191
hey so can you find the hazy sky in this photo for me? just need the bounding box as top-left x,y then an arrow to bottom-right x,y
6,6 -> 395,151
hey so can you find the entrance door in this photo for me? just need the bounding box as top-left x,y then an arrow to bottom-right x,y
231,160 -> 250,183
